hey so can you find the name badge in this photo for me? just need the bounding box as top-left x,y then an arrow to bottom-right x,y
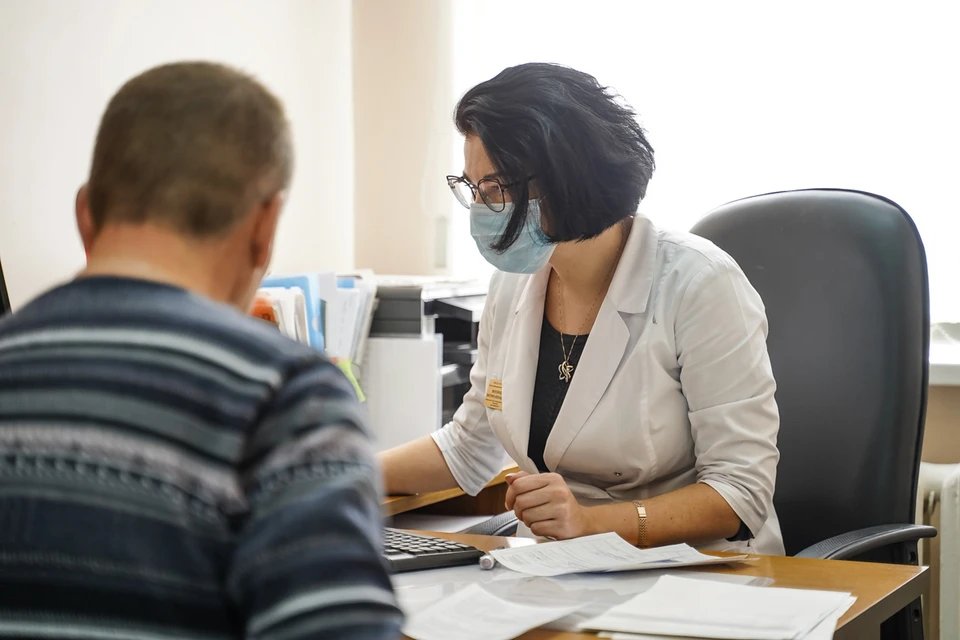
484,379 -> 503,411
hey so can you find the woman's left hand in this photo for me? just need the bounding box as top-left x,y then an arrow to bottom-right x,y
505,471 -> 594,539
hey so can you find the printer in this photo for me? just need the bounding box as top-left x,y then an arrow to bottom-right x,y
362,277 -> 487,452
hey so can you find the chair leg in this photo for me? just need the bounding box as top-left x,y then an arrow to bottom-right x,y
880,597 -> 924,640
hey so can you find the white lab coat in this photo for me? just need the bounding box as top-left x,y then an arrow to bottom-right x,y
432,216 -> 784,555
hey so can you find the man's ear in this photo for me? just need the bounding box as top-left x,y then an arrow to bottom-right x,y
75,184 -> 97,258
250,192 -> 284,270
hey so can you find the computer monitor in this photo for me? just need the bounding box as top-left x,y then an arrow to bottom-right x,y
0,258 -> 11,318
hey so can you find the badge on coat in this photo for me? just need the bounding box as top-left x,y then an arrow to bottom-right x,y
484,379 -> 503,410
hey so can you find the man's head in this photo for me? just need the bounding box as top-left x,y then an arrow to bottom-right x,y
76,61 -> 293,309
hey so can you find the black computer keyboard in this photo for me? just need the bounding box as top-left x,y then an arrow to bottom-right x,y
382,528 -> 484,573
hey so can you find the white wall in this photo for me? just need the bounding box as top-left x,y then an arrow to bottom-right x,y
352,0 -> 454,276
0,0 -> 355,309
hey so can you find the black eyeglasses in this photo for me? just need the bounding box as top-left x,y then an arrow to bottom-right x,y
445,175 -> 533,213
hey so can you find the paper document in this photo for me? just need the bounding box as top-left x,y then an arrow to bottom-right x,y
335,271 -> 378,365
597,596 -> 855,640
800,596 -> 856,640
325,287 -> 363,359
262,273 -> 333,351
489,533 -> 746,577
402,582 -> 581,640
580,575 -> 854,640
256,287 -> 309,345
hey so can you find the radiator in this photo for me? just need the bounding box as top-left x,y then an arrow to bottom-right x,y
919,462 -> 960,640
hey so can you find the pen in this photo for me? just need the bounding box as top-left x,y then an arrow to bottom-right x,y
478,546 -> 506,570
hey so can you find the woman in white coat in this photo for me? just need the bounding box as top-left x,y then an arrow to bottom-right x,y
381,63 -> 784,555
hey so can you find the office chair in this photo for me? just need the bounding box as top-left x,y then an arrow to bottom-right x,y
461,510 -> 519,537
692,189 -> 936,640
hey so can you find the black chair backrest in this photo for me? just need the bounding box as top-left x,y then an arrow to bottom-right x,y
691,189 -> 929,556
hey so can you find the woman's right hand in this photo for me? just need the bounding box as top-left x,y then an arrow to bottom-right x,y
505,471 -> 595,540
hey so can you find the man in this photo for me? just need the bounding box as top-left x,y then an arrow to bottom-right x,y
0,62 -> 401,639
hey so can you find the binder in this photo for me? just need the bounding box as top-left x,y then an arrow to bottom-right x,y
261,272 -> 337,351
257,287 -> 309,345
326,272 -> 379,402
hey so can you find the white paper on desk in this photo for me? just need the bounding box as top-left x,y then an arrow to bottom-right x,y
598,597 -> 855,640
402,582 -> 581,640
801,596 -> 856,640
579,575 -> 854,640
489,532 -> 746,577
393,563 -> 771,635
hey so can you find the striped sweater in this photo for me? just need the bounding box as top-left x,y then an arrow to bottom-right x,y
0,276 -> 401,639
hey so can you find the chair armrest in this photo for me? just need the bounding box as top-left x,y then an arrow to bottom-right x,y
795,524 -> 937,560
461,511 -> 519,537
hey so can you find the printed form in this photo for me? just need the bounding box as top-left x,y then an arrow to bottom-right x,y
581,575 -> 855,640
490,532 -> 746,577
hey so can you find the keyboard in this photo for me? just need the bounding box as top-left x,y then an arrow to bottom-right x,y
382,528 -> 484,573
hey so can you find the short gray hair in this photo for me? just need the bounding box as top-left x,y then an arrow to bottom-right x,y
88,61 -> 293,236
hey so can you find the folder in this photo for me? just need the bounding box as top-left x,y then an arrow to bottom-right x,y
329,272 -> 378,365
325,272 -> 378,402
253,271 -> 379,403
261,272 -> 337,351
257,287 -> 309,345
251,294 -> 279,328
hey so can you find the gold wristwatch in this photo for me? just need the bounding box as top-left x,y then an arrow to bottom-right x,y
632,500 -> 648,548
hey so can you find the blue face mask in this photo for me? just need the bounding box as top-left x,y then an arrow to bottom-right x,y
470,200 -> 555,274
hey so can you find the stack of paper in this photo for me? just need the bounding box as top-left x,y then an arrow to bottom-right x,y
260,272 -> 338,351
252,271 -> 377,401
325,272 -> 378,401
328,273 -> 378,364
402,583 -> 581,640
252,287 -> 310,345
490,533 -> 748,577
580,575 -> 856,640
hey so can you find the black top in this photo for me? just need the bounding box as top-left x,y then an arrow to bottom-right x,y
528,316 -> 588,472
527,315 -> 753,542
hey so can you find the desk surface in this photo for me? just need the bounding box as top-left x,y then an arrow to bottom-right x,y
382,465 -> 518,516
400,532 -> 929,640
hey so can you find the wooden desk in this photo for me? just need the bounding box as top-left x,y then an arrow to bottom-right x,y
382,466 -> 518,517
401,532 -> 930,640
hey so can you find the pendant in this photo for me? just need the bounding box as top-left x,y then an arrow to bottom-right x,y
558,360 -> 574,383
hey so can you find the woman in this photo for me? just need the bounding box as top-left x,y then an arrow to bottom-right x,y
381,63 -> 783,555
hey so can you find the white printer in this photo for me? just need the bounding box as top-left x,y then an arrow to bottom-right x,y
362,277 -> 486,452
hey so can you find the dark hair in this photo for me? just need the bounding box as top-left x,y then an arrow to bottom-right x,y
455,63 -> 655,252
89,61 -> 293,236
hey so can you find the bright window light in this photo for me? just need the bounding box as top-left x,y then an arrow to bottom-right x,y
448,0 -> 959,321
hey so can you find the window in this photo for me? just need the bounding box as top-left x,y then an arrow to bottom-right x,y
447,0 -> 960,321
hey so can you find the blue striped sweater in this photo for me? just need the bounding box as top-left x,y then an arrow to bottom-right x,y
0,276 -> 401,639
